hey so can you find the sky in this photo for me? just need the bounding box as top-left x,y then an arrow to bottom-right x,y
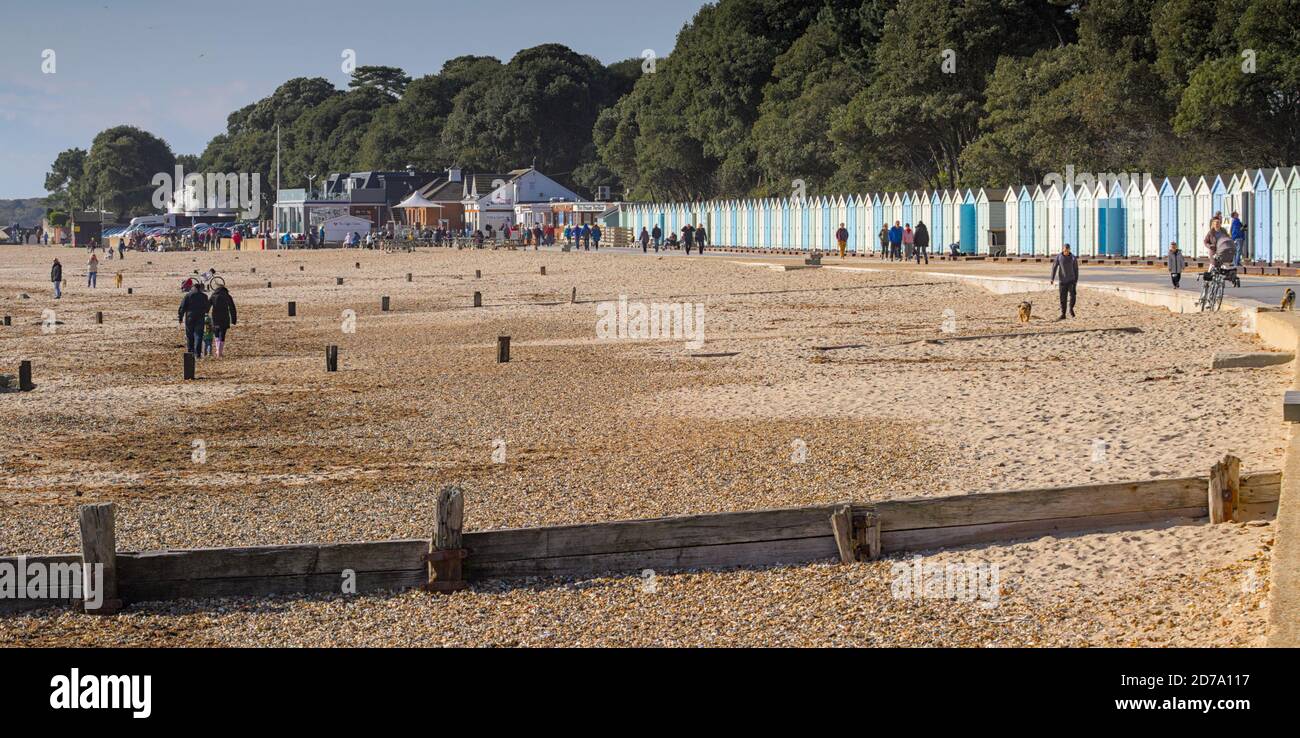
0,0 -> 707,199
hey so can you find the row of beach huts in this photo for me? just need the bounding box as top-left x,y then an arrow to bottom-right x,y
620,166 -> 1300,262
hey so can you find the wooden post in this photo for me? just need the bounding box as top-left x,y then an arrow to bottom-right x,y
830,505 -> 855,563
1209,454 -> 1241,523
425,485 -> 467,593
18,360 -> 33,391
251,267 -> 256,273
406,273 -> 412,282
95,311 -> 103,324
497,336 -> 510,363
540,265 -> 546,275
183,352 -> 196,380
79,503 -> 122,614
381,296 -> 390,312
299,265 -> 304,271
355,261 -> 360,269
266,281 -> 272,288
475,269 -> 481,279
570,287 -> 577,304
287,301 -> 296,317
855,511 -> 881,560
127,288 -> 133,294
336,277 -> 343,285
473,291 -> 482,308
3,315 -> 10,326
325,345 -> 338,372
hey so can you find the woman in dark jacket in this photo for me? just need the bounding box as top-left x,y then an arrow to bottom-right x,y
208,284 -> 237,358
913,222 -> 930,264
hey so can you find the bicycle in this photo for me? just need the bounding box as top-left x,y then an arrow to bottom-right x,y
1197,265 -> 1239,311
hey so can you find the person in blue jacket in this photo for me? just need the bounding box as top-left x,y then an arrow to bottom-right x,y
888,221 -> 904,261
1229,212 -> 1246,266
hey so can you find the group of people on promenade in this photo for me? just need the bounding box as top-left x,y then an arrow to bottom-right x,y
636,223 -> 709,254
876,221 -> 934,263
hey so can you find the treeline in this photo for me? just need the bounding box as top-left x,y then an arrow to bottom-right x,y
599,0 -> 1300,200
43,0 -> 1300,220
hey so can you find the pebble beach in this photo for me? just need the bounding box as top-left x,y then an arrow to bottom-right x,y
0,244 -> 1288,646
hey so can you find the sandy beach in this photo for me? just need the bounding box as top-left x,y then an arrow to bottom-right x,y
0,244 -> 1288,646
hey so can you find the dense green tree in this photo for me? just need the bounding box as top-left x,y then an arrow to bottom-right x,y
347,65 -> 413,99
43,147 -> 87,211
79,126 -> 175,219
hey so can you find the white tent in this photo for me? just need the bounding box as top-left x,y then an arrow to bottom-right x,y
394,191 -> 442,209
321,215 -> 372,243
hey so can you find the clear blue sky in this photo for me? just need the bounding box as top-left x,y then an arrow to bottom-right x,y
0,0 -> 707,199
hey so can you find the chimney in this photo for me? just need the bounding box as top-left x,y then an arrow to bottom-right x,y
447,167 -> 462,183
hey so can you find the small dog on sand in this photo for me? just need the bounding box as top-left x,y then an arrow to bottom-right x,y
1017,301 -> 1032,323
1282,288 -> 1295,311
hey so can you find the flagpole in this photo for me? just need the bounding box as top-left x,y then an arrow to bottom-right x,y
274,123 -> 281,235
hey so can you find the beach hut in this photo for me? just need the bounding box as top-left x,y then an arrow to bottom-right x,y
1017,186 -> 1034,255
1125,178 -> 1144,258
946,189 -> 961,251
1159,178 -> 1178,256
900,191 -> 913,230
1062,185 -> 1079,253
1270,169 -> 1289,263
929,191 -> 944,254
803,197 -> 817,250
1253,169 -> 1273,262
917,190 -> 931,235
1031,186 -> 1047,255
1077,182 -> 1095,256
1176,178 -> 1196,255
958,189 -> 977,254
1234,171 -> 1255,256
775,197 -> 788,248
1046,184 -> 1064,253
1099,180 -> 1126,256
975,188 -> 1006,255
1003,187 -> 1020,255
1142,177 -> 1160,257
1288,168 -> 1300,264
1194,177 -> 1212,248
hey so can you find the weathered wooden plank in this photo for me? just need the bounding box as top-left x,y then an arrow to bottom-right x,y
881,506 -> 1207,553
830,505 -> 855,563
119,570 -> 425,604
116,541 -> 427,583
462,505 -> 839,562
1241,470 -> 1281,503
1237,501 -> 1279,522
465,535 -> 838,579
871,476 -> 1206,532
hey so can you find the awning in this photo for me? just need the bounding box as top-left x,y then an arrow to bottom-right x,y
395,191 -> 443,209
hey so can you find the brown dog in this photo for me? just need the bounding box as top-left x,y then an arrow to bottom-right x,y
1017,301 -> 1032,323
1282,289 -> 1295,311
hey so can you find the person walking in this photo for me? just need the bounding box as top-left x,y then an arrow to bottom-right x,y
1166,242 -> 1186,289
888,221 -> 903,261
835,223 -> 849,259
51,258 -> 63,298
878,226 -> 889,259
902,224 -> 914,260
178,283 -> 211,358
695,224 -> 707,253
208,280 -> 238,358
639,227 -> 650,253
682,224 -> 694,255
1230,211 -> 1246,266
1049,243 -> 1079,320
913,221 -> 930,264
651,224 -> 662,251
591,224 -> 602,250
87,253 -> 98,288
